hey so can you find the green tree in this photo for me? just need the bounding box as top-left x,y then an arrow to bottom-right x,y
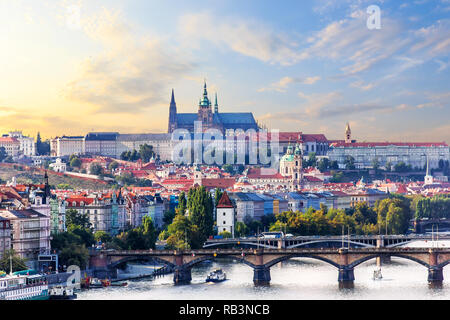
344,156 -> 356,170
317,158 -> 330,172
139,144 -> 155,162
0,249 -> 27,273
69,157 -> 82,168
89,163 -> 103,175
0,147 -> 7,162
94,231 -> 112,243
187,187 -> 214,243
108,161 -> 119,171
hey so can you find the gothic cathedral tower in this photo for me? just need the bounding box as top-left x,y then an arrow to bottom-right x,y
168,89 -> 177,133
197,82 -> 214,130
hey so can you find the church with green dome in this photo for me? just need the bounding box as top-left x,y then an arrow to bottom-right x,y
279,142 -> 303,190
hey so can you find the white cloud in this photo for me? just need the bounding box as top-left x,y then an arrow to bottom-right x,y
258,76 -> 321,92
179,12 -> 305,66
65,8 -> 194,113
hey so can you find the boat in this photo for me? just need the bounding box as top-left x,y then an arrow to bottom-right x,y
372,268 -> 383,280
0,273 -> 49,300
49,285 -> 77,300
81,277 -> 112,289
206,269 -> 227,283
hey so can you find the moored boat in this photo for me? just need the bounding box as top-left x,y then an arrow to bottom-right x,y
0,272 -> 49,300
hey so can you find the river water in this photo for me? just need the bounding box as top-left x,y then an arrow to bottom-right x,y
77,241 -> 450,300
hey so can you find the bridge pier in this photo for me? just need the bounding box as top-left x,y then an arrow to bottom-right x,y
173,266 -> 192,285
253,266 -> 271,286
428,267 -> 443,288
338,267 -> 355,289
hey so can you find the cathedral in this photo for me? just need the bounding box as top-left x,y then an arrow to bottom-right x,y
168,82 -> 259,134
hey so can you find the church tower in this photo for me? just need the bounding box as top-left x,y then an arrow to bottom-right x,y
292,143 -> 303,188
168,89 -> 177,133
214,93 -> 219,113
345,122 -> 352,143
197,81 -> 214,130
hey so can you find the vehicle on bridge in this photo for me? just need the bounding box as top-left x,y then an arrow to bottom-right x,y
259,232 -> 284,239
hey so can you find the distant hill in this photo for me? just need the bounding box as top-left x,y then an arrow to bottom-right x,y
0,163 -> 111,190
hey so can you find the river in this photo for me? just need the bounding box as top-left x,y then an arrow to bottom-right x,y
77,241 -> 450,300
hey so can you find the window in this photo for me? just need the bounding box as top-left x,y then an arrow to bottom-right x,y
223,212 -> 226,216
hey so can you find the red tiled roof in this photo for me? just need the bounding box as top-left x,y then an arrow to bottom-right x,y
216,191 -> 234,208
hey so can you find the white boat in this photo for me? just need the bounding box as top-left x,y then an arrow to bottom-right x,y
0,273 -> 49,300
206,269 -> 227,283
49,285 -> 77,300
372,268 -> 383,280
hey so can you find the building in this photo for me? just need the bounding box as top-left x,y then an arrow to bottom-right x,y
84,132 -> 119,157
50,136 -> 85,157
168,83 -> 259,134
279,143 -> 303,190
0,137 -> 20,157
328,123 -> 450,169
49,158 -> 67,173
0,217 -> 11,259
216,192 -> 235,237
116,133 -> 173,161
8,131 -> 36,157
0,209 -> 51,268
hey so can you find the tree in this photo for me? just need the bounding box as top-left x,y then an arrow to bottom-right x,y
214,188 -> 224,208
70,157 -> 82,168
222,164 -> 234,174
317,158 -> 330,172
163,209 -> 176,226
235,221 -> 249,237
89,163 -> 103,175
108,161 -> 119,171
218,231 -> 232,238
0,147 -> 7,162
344,156 -> 356,170
187,187 -> 214,243
139,144 -> 155,162
66,208 -> 91,230
0,249 -> 27,272
94,231 -> 112,243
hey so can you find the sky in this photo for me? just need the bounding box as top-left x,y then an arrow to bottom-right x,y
0,0 -> 449,142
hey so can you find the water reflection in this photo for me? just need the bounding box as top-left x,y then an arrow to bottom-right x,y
77,257 -> 449,300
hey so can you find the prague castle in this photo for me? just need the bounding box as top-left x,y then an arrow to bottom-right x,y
168,82 -> 259,133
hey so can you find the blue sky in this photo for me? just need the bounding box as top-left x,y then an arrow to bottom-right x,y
0,0 -> 449,142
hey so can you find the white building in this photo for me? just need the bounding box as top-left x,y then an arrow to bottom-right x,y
8,131 -> 36,157
49,158 -> 67,173
328,123 -> 450,169
0,137 -> 20,157
216,192 -> 235,237
50,136 -> 85,157
0,209 -> 51,268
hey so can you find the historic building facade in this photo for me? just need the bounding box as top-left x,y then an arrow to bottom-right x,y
328,123 -> 450,169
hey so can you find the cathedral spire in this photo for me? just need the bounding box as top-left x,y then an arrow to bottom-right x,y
214,92 -> 218,113
170,88 -> 175,105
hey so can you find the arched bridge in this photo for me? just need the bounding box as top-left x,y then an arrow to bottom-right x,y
89,247 -> 450,287
203,234 -> 450,250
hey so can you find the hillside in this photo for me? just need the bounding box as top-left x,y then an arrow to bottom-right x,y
0,164 -> 111,190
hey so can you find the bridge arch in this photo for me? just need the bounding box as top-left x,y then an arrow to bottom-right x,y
287,240 -> 372,249
263,254 -> 341,269
348,254 -> 431,269
183,255 -> 257,269
108,255 -> 175,270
